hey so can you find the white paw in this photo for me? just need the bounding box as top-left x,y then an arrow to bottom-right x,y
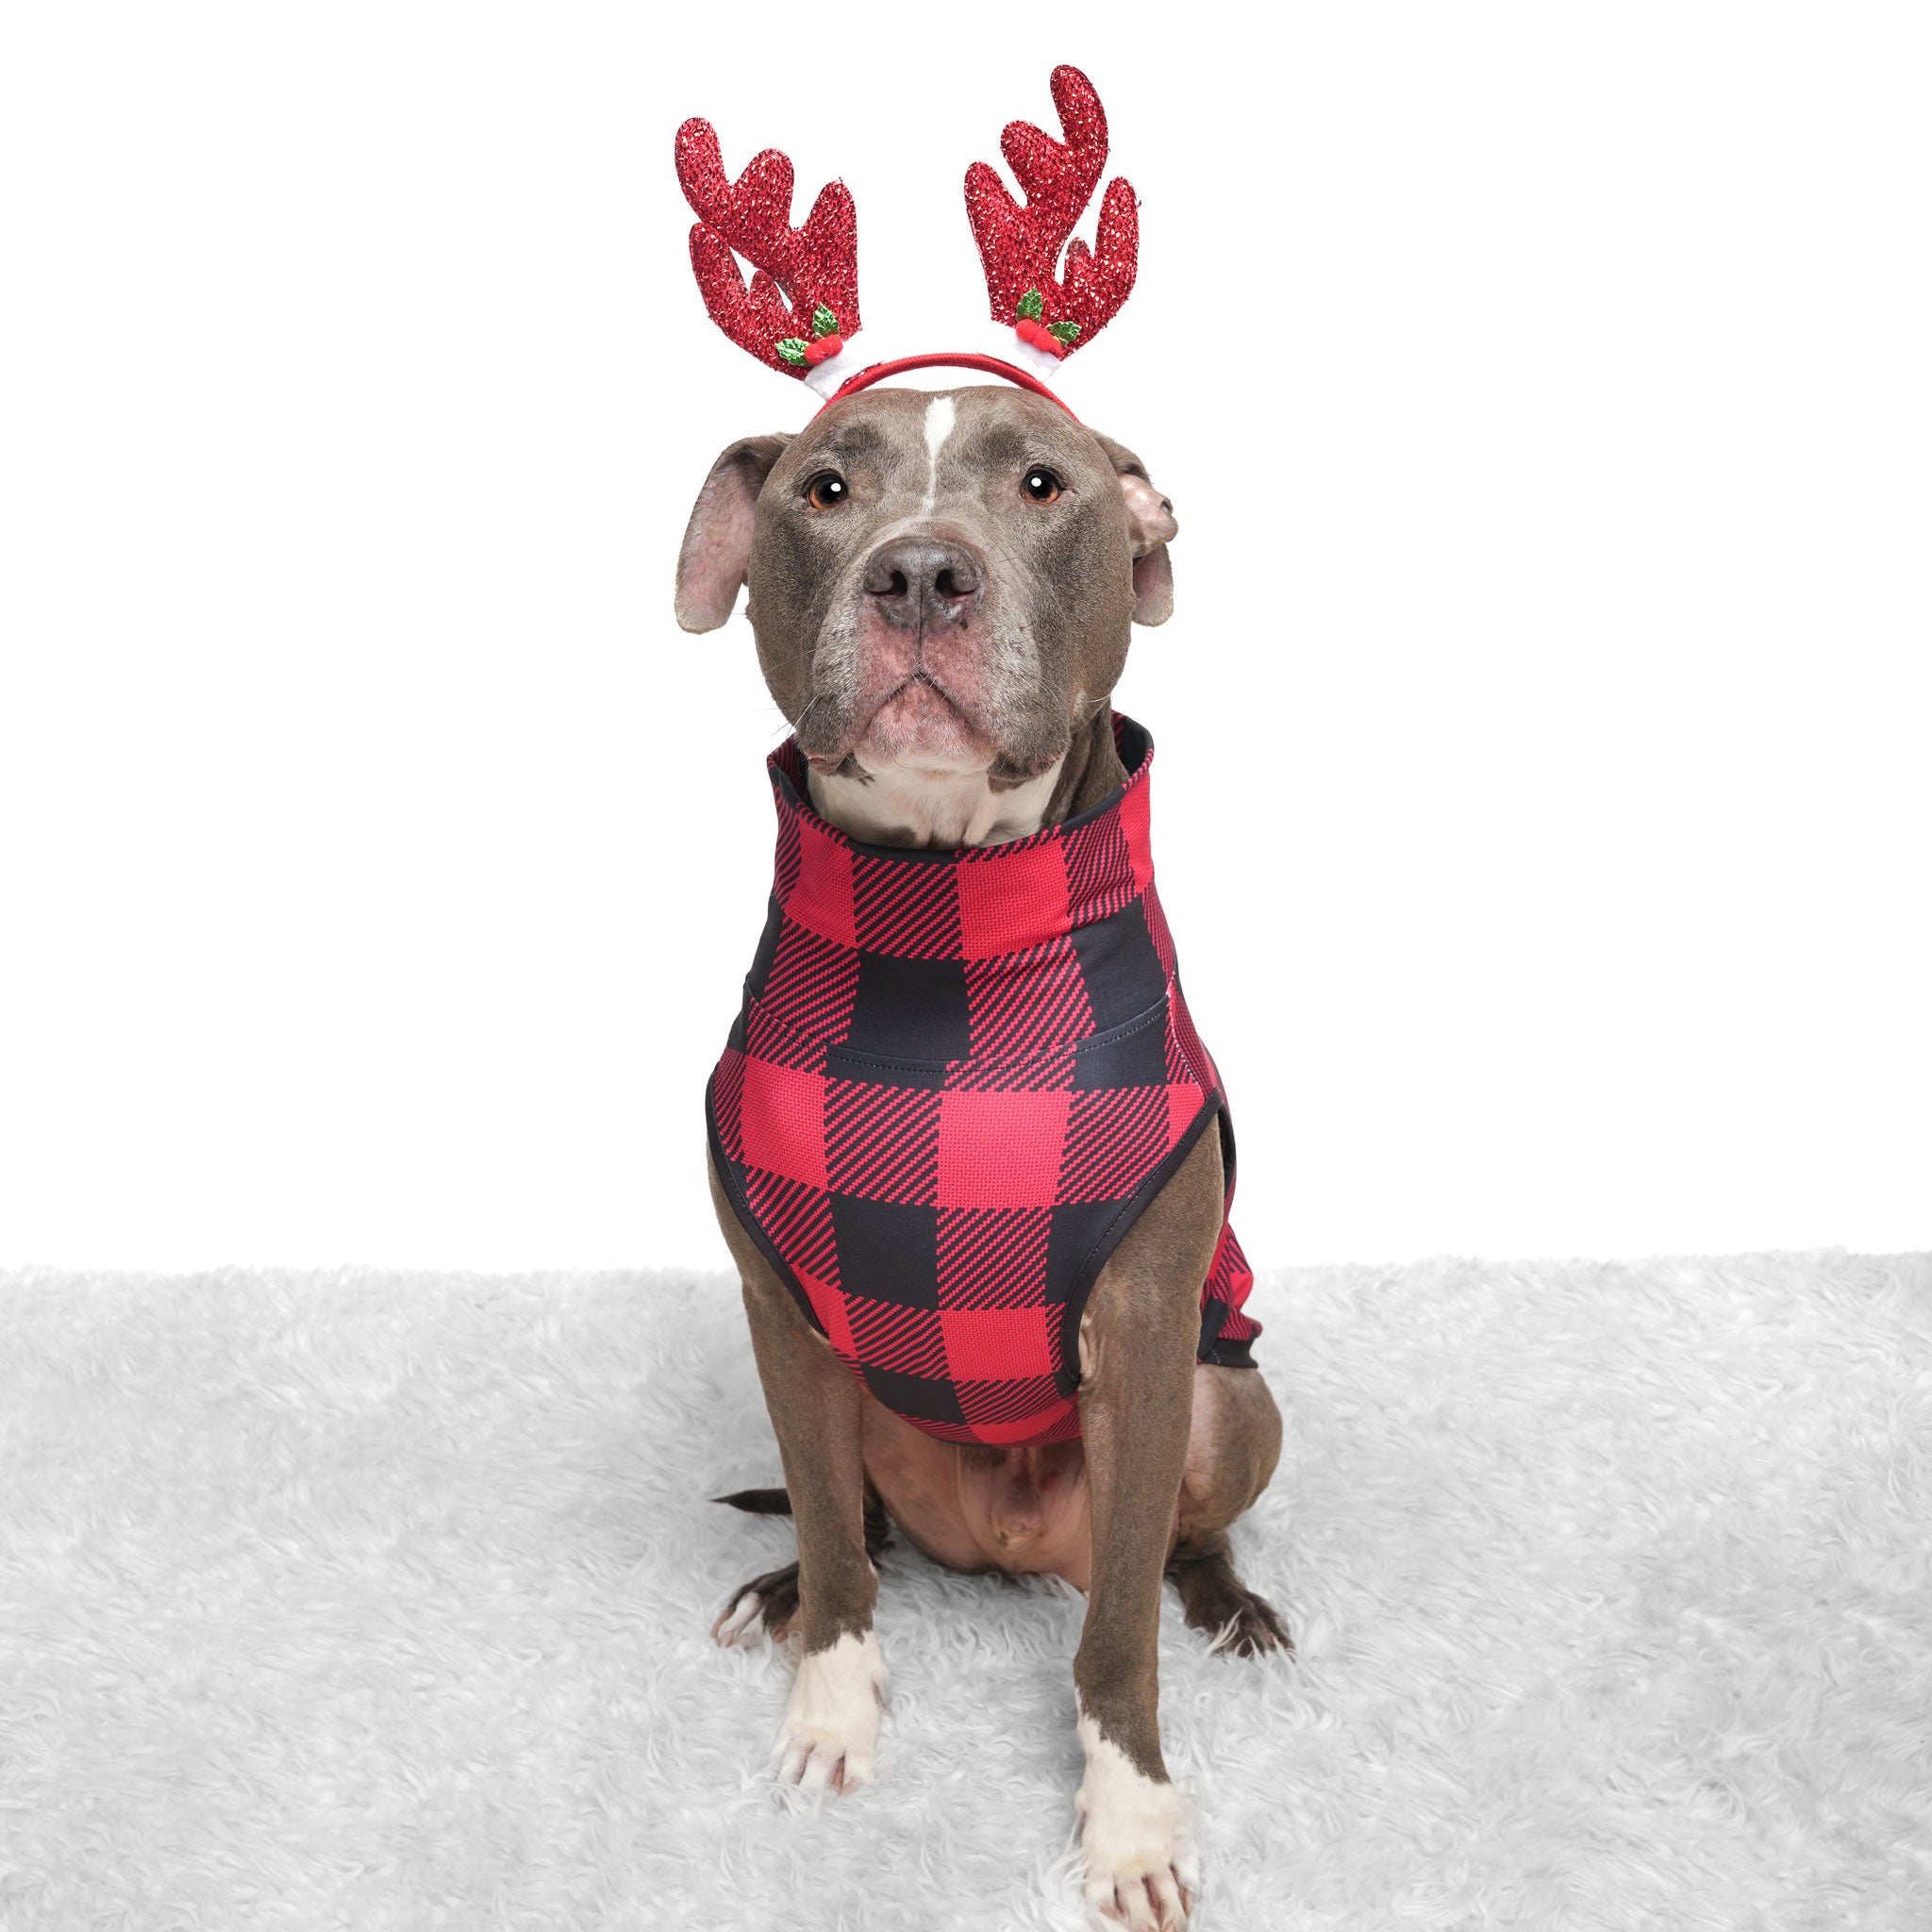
771,1629 -> 886,1797
711,1590 -> 774,1648
1075,1710 -> 1200,1930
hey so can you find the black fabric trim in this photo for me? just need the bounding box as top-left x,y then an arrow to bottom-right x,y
1048,1088 -> 1228,1401
1198,1335 -> 1259,1371
1191,1100 -> 1260,1368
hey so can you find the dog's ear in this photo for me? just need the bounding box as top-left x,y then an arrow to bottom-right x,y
1091,432 -> 1179,627
675,434 -> 793,633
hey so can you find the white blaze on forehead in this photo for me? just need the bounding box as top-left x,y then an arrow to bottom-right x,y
921,394 -> 958,511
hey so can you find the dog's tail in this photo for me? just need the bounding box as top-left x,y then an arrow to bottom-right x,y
712,1487 -> 792,1516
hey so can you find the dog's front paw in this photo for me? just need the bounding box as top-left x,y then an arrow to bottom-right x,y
772,1629 -> 886,1797
1075,1719 -> 1199,1930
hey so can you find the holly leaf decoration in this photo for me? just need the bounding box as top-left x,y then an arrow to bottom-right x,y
1047,321 -> 1081,345
811,305 -> 839,340
1016,288 -> 1044,323
775,338 -> 809,366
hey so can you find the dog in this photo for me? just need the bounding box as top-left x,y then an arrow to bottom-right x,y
677,379 -> 1288,1931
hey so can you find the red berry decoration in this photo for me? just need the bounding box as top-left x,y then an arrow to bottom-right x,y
1014,316 -> 1067,358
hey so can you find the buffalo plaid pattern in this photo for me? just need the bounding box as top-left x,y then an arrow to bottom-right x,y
708,714 -> 1260,1447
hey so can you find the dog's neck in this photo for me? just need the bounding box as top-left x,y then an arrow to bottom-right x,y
805,710 -> 1127,849
807,760 -> 1061,849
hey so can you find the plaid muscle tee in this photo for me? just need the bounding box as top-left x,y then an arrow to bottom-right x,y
706,713 -> 1259,1448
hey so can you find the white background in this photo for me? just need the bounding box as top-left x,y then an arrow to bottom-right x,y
2,5 -> 1926,1272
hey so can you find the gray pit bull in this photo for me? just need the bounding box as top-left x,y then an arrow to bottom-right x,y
677,380 -> 1287,1931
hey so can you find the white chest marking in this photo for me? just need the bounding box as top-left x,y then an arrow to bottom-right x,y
921,394 -> 957,513
809,756 -> 1064,848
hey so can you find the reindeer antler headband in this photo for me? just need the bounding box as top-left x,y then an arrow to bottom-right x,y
674,65 -> 1139,419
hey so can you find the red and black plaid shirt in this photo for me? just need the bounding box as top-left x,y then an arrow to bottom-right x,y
707,712 -> 1258,1447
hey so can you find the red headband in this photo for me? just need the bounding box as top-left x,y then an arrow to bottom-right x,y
819,354 -> 1080,420
675,66 -> 1135,408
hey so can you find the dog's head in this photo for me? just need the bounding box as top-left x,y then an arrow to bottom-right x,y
675,385 -> 1176,791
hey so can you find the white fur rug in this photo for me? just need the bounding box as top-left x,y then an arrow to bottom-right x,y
1,1253 -> 1927,1930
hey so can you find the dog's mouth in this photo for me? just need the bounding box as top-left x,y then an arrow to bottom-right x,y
865,670 -> 977,732
802,672 -> 992,775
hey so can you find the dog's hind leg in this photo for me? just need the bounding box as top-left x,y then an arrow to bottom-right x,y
712,1489 -> 891,1646
1164,1530 -> 1291,1657
711,1557 -> 803,1646
709,1160 -> 887,1796
1167,1363 -> 1291,1656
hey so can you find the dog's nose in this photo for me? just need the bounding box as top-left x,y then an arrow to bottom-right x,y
861,536 -> 984,627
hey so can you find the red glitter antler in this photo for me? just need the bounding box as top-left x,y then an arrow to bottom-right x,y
675,118 -> 861,381
963,66 -> 1140,362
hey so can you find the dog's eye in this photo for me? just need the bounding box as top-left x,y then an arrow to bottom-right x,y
1022,468 -> 1063,505
804,472 -> 848,510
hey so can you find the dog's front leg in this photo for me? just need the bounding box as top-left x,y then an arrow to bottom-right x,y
714,1171 -> 884,1794
1071,1132 -> 1223,1929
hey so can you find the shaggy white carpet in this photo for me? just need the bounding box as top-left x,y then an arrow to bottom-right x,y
1,1253 -> 1927,1931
